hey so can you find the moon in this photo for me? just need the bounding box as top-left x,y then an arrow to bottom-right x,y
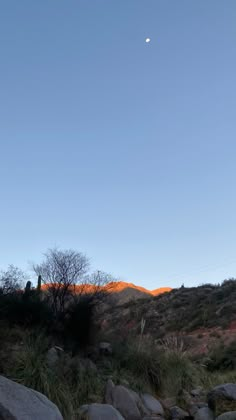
145,38 -> 151,43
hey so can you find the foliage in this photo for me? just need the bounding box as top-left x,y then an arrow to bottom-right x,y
8,333 -> 103,420
206,340 -> 236,371
64,296 -> 94,352
0,290 -> 53,327
33,248 -> 90,316
112,337 -> 202,397
0,265 -> 27,295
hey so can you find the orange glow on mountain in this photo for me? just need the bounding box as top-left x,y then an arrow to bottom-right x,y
41,281 -> 171,296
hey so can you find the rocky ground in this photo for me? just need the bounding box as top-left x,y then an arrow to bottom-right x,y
1,371 -> 236,419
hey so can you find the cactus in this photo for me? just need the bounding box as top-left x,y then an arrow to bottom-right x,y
24,280 -> 31,294
37,275 -> 42,293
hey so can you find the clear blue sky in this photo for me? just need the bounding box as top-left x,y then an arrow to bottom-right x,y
0,1 -> 236,289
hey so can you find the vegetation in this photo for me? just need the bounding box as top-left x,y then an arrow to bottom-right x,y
1,252 -> 236,418
105,278 -> 236,339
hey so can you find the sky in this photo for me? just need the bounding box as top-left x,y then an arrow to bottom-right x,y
0,0 -> 236,289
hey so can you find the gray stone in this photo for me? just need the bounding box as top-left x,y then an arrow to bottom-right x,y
208,383 -> 236,413
208,383 -> 236,405
112,385 -> 141,419
0,375 -> 63,420
142,417 -> 164,420
46,347 -> 59,367
194,407 -> 214,420
79,403 -> 124,420
170,405 -> 189,419
141,393 -> 164,416
216,412 -> 236,420
128,389 -> 149,417
189,402 -> 208,416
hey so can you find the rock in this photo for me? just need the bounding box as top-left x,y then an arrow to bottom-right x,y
46,347 -> 59,367
140,394 -> 164,416
170,405 -> 189,419
128,389 -> 149,417
208,384 -> 236,400
194,407 -> 214,420
105,379 -> 115,405
216,412 -> 236,420
46,346 -> 63,368
99,342 -> 113,355
0,375 -> 63,420
189,402 -> 208,416
208,384 -> 236,416
142,417 -> 164,420
111,385 -> 142,419
79,403 -> 125,420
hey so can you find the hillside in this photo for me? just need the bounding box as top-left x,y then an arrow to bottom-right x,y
103,281 -> 172,304
101,279 -> 236,354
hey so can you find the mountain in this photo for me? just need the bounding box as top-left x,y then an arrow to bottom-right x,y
102,279 -> 236,355
106,281 -> 171,304
42,281 -> 172,305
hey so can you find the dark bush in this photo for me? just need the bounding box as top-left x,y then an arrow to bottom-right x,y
64,296 -> 95,353
0,290 -> 53,327
207,340 -> 236,371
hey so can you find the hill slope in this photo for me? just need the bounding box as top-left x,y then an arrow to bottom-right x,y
101,279 -> 236,353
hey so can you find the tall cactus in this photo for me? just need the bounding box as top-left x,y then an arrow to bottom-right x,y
24,280 -> 31,294
37,275 -> 42,293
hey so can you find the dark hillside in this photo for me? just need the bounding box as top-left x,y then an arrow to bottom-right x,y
102,279 -> 236,349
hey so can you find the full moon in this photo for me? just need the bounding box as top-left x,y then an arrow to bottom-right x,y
145,38 -> 151,43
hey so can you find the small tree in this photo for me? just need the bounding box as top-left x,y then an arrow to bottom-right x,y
65,270 -> 114,351
0,265 -> 27,295
33,248 -> 90,316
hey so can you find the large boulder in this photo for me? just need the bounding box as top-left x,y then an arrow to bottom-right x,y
79,403 -> 125,420
208,384 -> 236,416
216,412 -> 236,420
111,385 -> 141,420
140,393 -> 164,416
0,375 -> 63,420
194,407 -> 214,420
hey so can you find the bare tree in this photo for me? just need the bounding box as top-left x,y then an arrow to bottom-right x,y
33,248 -> 90,316
0,265 -> 27,295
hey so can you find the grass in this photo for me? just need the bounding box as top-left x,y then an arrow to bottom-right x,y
1,328 -> 236,418
111,336 -> 203,398
6,333 -> 103,420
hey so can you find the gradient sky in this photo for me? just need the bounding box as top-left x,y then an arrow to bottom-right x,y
0,1 -> 236,289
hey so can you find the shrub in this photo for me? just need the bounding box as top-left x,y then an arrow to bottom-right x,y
63,296 -> 95,352
207,340 -> 236,371
112,337 -> 202,397
0,290 -> 53,327
8,333 -> 103,419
